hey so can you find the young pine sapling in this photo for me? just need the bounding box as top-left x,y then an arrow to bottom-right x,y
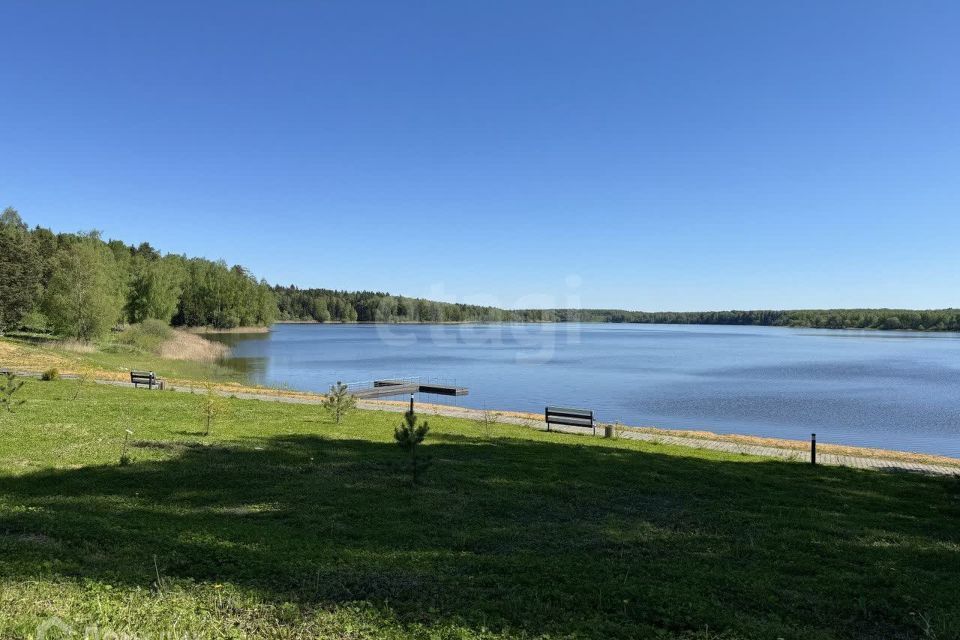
0,371 -> 26,413
478,407 -> 499,439
198,382 -> 228,436
120,428 -> 133,465
322,381 -> 356,425
72,368 -> 94,401
394,409 -> 430,484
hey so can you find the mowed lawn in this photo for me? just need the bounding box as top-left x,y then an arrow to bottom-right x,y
0,381 -> 958,639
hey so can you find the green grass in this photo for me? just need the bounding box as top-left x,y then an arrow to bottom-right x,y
1,380 -> 958,639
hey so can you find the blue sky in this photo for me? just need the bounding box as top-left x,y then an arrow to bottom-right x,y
2,1 -> 958,311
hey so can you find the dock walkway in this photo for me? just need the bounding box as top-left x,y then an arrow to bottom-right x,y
350,379 -> 468,399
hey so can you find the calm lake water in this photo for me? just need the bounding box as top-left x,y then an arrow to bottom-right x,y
214,323 -> 960,457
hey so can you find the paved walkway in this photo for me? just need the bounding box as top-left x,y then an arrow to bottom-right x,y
11,370 -> 960,477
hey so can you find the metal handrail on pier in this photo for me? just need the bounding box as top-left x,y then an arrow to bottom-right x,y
342,377 -> 468,399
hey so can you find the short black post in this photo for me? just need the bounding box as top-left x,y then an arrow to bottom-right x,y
409,393 -> 415,414
544,407 -> 550,432
811,433 -> 817,465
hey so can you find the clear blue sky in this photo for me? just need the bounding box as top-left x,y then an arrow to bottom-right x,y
2,1 -> 958,311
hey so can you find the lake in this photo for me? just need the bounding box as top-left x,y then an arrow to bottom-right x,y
213,323 -> 960,457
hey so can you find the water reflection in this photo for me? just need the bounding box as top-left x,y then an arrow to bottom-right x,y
202,332 -> 270,384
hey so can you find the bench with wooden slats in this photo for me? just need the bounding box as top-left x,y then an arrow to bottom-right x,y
130,370 -> 164,390
545,406 -> 595,435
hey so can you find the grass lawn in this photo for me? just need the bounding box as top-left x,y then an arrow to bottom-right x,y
0,380 -> 958,639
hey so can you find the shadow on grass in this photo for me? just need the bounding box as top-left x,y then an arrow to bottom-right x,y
169,429 -> 210,437
1,432 -> 958,638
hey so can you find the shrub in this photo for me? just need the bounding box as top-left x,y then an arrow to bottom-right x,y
40,368 -> 60,381
19,310 -> 50,333
117,320 -> 173,353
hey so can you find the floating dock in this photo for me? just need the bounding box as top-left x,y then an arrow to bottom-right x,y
350,379 -> 468,399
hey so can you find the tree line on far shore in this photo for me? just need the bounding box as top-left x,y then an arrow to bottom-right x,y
274,286 -> 514,324
0,208 -> 276,339
522,308 -> 960,331
3,207 -> 958,339
276,287 -> 960,332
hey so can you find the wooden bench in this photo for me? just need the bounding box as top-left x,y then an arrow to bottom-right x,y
545,406 -> 595,435
130,370 -> 164,390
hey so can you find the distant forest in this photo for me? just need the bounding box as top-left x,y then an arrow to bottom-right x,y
533,308 -> 960,331
3,207 -> 958,338
276,287 -> 960,332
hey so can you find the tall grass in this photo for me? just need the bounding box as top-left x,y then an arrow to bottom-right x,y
109,321 -> 228,362
42,338 -> 95,353
158,331 -> 229,362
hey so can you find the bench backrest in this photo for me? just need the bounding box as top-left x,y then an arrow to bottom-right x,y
130,371 -> 156,382
545,406 -> 594,431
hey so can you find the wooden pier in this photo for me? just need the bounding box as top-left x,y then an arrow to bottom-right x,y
350,379 -> 468,399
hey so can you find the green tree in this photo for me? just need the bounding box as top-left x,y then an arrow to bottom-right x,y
322,381 -> 356,425
0,222 -> 42,334
173,259 -> 275,328
394,409 -> 430,484
0,206 -> 27,233
42,237 -> 124,340
128,256 -> 185,323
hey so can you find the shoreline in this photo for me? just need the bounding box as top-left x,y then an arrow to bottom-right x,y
2,337 -> 957,470
4,358 -> 958,470
271,320 -> 960,333
360,398 -> 960,469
